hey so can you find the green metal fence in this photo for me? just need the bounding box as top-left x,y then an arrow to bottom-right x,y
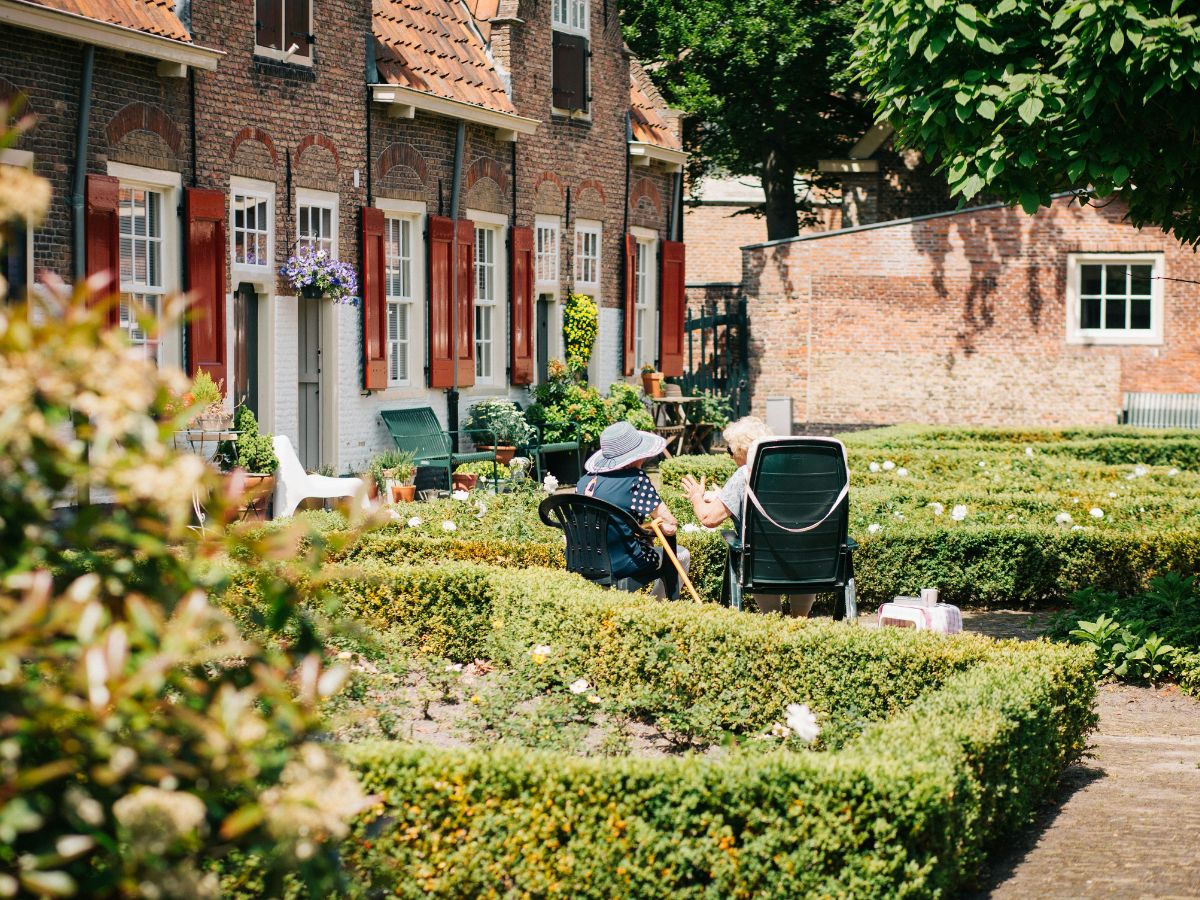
680,297 -> 750,419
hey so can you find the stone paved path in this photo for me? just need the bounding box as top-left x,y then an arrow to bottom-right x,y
936,612 -> 1200,899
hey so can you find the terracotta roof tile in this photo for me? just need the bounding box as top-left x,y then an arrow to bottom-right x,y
374,0 -> 515,117
23,0 -> 191,41
629,63 -> 680,151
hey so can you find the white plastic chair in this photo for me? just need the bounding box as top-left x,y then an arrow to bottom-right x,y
272,435 -> 368,518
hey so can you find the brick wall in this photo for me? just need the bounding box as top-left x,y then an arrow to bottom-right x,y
742,197 -> 1200,428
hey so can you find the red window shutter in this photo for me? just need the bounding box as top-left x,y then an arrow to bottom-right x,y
185,188 -> 228,386
361,206 -> 387,390
428,215 -> 455,388
255,0 -> 283,50
284,0 -> 311,58
85,174 -> 121,327
509,226 -> 534,385
455,219 -> 476,388
658,240 -> 685,377
552,32 -> 588,112
623,232 -> 636,376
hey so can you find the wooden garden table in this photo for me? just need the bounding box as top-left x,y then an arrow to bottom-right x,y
650,397 -> 701,458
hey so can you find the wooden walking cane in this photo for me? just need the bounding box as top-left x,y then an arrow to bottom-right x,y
648,518 -> 702,604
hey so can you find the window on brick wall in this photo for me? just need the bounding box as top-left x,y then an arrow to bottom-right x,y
552,0 -> 589,113
1067,253 -> 1164,346
231,183 -> 273,270
297,190 -> 336,258
474,225 -> 498,383
385,216 -> 413,385
118,185 -> 165,363
256,0 -> 313,63
633,236 -> 656,370
535,218 -> 559,288
574,221 -> 601,296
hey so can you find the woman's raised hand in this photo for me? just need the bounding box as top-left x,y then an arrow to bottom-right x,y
680,474 -> 706,504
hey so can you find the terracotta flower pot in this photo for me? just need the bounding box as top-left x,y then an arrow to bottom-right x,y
642,373 -> 663,398
478,445 -> 516,465
452,472 -> 478,491
391,483 -> 416,503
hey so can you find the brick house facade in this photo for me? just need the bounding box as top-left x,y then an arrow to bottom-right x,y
0,0 -> 686,476
742,196 -> 1200,429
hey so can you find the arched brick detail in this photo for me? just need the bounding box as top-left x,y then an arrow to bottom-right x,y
576,177 -> 606,204
296,133 -> 340,172
533,171 -> 565,202
375,141 -> 427,184
466,157 -> 509,195
629,176 -> 663,216
106,102 -> 182,156
230,127 -> 279,166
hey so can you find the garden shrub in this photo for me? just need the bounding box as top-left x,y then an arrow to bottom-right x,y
217,562 -> 1095,898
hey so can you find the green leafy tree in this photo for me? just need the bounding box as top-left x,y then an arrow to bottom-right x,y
855,0 -> 1200,243
623,0 -> 868,240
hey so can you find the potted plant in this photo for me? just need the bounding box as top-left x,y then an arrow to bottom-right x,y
454,460 -> 511,492
641,363 -> 664,398
464,399 -> 535,465
280,249 -> 359,304
369,449 -> 416,503
221,406 -> 278,521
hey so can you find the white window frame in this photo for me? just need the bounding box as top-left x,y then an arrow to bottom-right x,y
295,188 -> 338,261
469,209 -> 508,388
107,161 -> 181,370
230,176 -> 275,279
1066,252 -> 1164,346
574,220 -> 601,297
631,227 -> 657,372
535,215 -> 560,291
254,0 -> 314,66
378,199 -> 425,393
552,0 -> 589,36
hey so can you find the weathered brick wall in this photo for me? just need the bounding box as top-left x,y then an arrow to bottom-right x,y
838,143 -> 960,228
0,30 -> 191,278
742,197 -> 1200,428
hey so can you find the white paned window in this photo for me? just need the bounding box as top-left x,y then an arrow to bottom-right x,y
118,186 -> 163,362
298,204 -> 334,256
232,191 -> 271,268
634,238 -> 653,369
475,225 -> 497,381
552,0 -> 588,34
535,219 -> 559,287
385,216 -> 413,385
1067,254 -> 1164,346
574,222 -> 600,292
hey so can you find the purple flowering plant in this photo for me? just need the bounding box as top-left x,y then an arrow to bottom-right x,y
281,248 -> 359,305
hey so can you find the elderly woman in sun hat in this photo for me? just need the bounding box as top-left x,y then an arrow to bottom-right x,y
681,416 -> 815,618
581,420 -> 691,600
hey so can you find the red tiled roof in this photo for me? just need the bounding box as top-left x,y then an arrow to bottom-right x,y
22,0 -> 191,41
374,0 -> 515,116
462,0 -> 499,42
630,63 -> 680,151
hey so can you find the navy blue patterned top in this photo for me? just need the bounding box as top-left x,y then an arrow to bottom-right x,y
582,469 -> 661,579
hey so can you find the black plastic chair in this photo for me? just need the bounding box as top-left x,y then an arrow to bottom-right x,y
723,437 -> 858,619
538,493 -> 658,590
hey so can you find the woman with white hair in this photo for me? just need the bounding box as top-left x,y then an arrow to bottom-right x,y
681,416 -> 816,618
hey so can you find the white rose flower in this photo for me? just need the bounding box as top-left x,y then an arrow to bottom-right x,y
929,502 -> 945,516
978,461 -> 987,468
1089,507 -> 1104,519
897,467 -> 909,477
1071,524 -> 1084,531
1108,492 -> 1117,498
893,511 -> 905,520
569,678 -> 590,694
951,504 -> 968,521
869,462 -> 881,473
867,523 -> 881,534
1134,465 -> 1149,478
769,722 -> 791,739
784,703 -> 820,743
682,523 -> 701,533
407,516 -> 423,528
1025,447 -> 1035,457
1169,468 -> 1180,477
543,473 -> 559,493
451,490 -> 470,501
441,520 -> 457,532
1055,512 -> 1073,525
882,460 -> 895,471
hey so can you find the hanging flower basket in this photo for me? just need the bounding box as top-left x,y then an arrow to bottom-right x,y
281,249 -> 359,305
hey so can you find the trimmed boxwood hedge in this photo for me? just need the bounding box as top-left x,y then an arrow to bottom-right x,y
221,563 -> 1095,897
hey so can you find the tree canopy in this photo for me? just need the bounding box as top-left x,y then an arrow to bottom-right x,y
623,0 -> 868,240
855,0 -> 1200,244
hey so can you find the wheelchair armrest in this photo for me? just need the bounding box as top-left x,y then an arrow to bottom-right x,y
846,536 -> 859,552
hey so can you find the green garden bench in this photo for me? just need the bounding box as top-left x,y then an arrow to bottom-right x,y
379,407 -> 497,491
512,401 -> 582,485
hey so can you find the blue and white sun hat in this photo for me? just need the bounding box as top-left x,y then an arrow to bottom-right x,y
584,421 -> 668,474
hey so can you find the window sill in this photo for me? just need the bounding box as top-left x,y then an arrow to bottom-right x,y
550,109 -> 592,126
1067,331 -> 1163,347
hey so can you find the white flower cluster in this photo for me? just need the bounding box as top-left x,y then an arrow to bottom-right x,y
543,473 -> 559,493
765,703 -> 820,743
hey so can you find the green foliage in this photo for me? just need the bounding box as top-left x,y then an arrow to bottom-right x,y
368,448 -> 416,491
526,368 -> 612,445
189,368 -> 223,406
854,0 -> 1200,243
224,405 -> 278,475
1051,573 -> 1200,691
454,459 -> 512,479
623,0 -> 868,238
562,292 -> 599,376
606,380 -> 654,430
220,562 -> 1094,898
689,388 -> 733,428
464,398 -> 535,446
0,288 -> 366,896
660,453 -> 738,484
